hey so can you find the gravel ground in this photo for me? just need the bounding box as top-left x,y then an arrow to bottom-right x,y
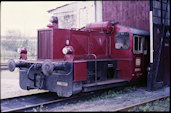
0,69 -> 47,99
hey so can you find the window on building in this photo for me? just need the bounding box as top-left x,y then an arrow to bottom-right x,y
115,32 -> 129,49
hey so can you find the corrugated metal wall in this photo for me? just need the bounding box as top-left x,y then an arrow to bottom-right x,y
102,1 -> 150,31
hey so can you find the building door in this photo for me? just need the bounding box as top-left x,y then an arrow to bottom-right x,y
163,38 -> 170,85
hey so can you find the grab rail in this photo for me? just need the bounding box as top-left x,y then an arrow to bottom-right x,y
83,54 -> 98,84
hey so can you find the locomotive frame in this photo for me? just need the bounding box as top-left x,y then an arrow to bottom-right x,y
8,21 -> 150,97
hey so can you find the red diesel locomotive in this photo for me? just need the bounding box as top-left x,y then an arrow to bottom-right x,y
8,18 -> 150,97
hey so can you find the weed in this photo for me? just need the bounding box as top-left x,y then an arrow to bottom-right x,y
143,103 -> 151,111
89,86 -> 137,101
33,108 -> 37,112
39,105 -> 44,112
123,86 -> 136,93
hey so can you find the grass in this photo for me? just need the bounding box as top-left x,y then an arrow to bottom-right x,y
128,97 -> 170,112
89,86 -> 137,101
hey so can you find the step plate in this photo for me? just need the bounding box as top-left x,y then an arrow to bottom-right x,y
83,79 -> 129,92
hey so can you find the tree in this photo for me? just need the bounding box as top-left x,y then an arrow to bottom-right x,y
1,30 -> 21,51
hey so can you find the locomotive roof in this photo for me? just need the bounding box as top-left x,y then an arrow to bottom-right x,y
114,23 -> 149,36
126,26 -> 150,36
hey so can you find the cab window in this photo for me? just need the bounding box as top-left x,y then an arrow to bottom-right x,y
115,32 -> 129,49
133,35 -> 145,54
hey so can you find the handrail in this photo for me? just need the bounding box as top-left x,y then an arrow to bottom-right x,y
83,54 -> 98,84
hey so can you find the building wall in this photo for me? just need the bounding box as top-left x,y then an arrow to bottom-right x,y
49,1 -> 169,31
95,1 -> 103,22
102,1 -> 150,31
152,0 -> 170,84
153,0 -> 170,25
49,1 -> 96,29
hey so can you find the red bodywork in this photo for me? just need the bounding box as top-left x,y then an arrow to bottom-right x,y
37,21 -> 149,82
85,21 -> 114,33
74,61 -> 87,82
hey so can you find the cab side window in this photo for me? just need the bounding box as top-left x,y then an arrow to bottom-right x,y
115,32 -> 130,49
133,35 -> 146,54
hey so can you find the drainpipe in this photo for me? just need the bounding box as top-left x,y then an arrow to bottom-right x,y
147,0 -> 153,91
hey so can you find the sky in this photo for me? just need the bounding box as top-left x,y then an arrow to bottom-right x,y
1,1 -> 73,37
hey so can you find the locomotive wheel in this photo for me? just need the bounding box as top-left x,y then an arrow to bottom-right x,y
42,60 -> 54,76
8,59 -> 16,72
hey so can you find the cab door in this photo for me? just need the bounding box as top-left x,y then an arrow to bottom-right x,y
133,35 -> 149,77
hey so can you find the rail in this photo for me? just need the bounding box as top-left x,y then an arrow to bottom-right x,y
0,63 -> 8,70
1,91 -> 92,112
113,95 -> 170,111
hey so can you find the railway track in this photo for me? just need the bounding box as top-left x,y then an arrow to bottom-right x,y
1,85 -> 169,112
1,85 -> 126,112
1,92 -> 56,112
1,91 -> 93,112
114,95 -> 170,111
0,63 -> 8,70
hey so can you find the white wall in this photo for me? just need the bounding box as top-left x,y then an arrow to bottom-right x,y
95,1 -> 103,22
77,1 -> 97,28
49,1 -> 102,29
